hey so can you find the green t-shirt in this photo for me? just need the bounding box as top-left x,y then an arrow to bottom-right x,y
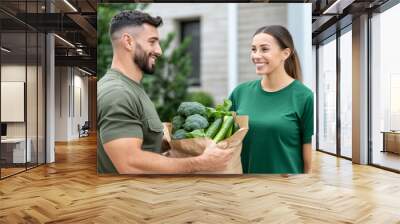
229,79 -> 314,174
97,69 -> 164,174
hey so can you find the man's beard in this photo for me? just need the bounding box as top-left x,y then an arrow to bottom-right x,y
134,43 -> 156,74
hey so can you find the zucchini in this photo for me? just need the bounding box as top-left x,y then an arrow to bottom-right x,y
205,118 -> 223,138
225,123 -> 233,138
213,116 -> 234,143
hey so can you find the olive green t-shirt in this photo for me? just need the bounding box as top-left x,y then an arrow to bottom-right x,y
229,79 -> 314,174
97,69 -> 164,174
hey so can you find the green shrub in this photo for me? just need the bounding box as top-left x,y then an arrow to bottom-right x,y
142,33 -> 192,122
98,4 -> 193,122
185,91 -> 214,107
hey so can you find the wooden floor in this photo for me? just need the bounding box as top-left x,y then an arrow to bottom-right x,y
373,151 -> 400,171
1,163 -> 45,178
1,135 -> 400,223
1,167 -> 26,178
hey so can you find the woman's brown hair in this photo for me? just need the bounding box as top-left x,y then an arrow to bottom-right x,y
254,25 -> 302,81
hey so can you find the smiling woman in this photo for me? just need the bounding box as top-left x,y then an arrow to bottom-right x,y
229,25 -> 314,174
251,26 -> 301,81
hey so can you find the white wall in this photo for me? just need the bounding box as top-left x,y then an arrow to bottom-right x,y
54,67 -> 89,141
1,82 -> 24,122
287,3 -> 313,89
1,65 -> 26,81
1,65 -> 40,137
1,66 -> 26,129
1,64 -> 46,163
55,66 -> 68,141
72,72 -> 89,138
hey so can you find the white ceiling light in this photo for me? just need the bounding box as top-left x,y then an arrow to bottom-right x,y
63,0 -> 78,12
76,49 -> 84,55
1,47 -> 11,53
54,34 -> 75,48
323,0 -> 354,15
78,67 -> 92,76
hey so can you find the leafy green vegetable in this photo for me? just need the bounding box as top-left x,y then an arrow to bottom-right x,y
206,99 -> 233,119
186,129 -> 207,138
216,99 -> 232,112
205,107 -> 216,119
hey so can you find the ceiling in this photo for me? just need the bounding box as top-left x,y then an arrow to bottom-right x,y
310,0 -> 391,44
0,0 -> 96,75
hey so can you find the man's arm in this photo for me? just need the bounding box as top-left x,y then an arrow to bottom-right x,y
303,143 -> 312,173
104,137 -> 233,174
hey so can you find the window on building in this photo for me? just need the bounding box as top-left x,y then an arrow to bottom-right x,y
371,3 -> 400,171
180,20 -> 201,86
317,36 -> 337,155
339,27 -> 352,158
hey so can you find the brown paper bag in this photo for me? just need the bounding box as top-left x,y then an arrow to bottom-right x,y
163,115 -> 248,174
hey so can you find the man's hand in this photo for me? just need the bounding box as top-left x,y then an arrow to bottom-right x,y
195,141 -> 235,172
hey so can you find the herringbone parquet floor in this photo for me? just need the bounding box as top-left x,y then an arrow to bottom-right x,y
0,134 -> 400,223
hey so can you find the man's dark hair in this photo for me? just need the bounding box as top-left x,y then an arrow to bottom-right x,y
109,10 -> 163,37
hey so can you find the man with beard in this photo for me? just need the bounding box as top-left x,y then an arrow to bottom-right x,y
97,10 -> 234,174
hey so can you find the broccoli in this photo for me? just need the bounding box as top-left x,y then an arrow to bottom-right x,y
183,114 -> 209,131
171,115 -> 185,131
172,129 -> 188,140
177,102 -> 206,117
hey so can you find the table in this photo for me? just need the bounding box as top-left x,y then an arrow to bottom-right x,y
381,131 -> 400,154
1,138 -> 31,164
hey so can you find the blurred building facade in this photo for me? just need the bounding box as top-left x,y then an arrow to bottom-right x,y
146,3 -> 312,104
